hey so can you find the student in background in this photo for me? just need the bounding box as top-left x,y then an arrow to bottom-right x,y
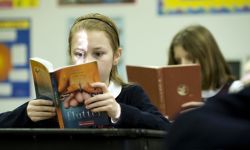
165,25 -> 250,149
166,80 -> 250,149
0,13 -> 170,130
167,24 -> 235,110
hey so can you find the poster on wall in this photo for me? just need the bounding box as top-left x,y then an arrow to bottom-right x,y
59,0 -> 135,5
0,0 -> 39,9
0,19 -> 31,98
158,0 -> 250,15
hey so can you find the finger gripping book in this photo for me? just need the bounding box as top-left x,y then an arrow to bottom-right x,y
30,57 -> 110,128
126,64 -> 201,120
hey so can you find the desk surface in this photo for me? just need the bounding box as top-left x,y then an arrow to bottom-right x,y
0,128 -> 166,150
0,128 -> 166,138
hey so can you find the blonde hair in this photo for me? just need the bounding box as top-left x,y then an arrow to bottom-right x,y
68,13 -> 125,85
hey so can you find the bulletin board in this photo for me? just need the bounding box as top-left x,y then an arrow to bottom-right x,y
159,0 -> 250,15
0,19 -> 31,98
0,0 -> 39,8
59,0 -> 135,5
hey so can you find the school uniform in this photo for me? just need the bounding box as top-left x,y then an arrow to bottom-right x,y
166,86 -> 250,149
202,80 -> 234,101
0,82 -> 170,131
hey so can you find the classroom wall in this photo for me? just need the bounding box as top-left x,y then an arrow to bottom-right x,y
1,0 -> 250,112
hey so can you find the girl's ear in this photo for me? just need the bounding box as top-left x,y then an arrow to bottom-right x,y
113,48 -> 122,65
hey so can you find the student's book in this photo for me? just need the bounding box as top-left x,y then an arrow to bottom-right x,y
30,57 -> 110,128
126,64 -> 201,120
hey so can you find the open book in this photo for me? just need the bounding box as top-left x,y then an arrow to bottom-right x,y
30,57 -> 110,128
126,64 -> 201,120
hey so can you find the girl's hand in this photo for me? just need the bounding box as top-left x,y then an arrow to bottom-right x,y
27,99 -> 56,122
84,82 -> 120,119
62,82 -> 120,119
180,101 -> 204,114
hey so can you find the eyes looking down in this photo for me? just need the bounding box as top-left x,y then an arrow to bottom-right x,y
69,29 -> 121,86
173,46 -> 199,65
70,30 -> 113,65
70,30 -> 197,67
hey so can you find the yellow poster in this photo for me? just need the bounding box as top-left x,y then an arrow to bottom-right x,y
0,0 -> 39,8
159,0 -> 250,14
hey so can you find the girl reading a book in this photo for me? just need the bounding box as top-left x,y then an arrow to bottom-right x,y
167,24 -> 238,111
0,13 -> 170,130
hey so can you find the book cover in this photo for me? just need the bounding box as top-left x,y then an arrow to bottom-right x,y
126,64 -> 201,120
30,57 -> 110,128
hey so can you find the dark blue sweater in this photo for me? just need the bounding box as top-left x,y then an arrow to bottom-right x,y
166,86 -> 250,149
0,84 -> 170,131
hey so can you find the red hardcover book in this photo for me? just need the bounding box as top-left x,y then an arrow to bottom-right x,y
126,64 -> 201,120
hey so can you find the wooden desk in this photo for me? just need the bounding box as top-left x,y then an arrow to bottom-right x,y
0,128 -> 166,150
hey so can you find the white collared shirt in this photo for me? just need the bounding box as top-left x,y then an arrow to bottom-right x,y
108,80 -> 122,98
108,80 -> 122,123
